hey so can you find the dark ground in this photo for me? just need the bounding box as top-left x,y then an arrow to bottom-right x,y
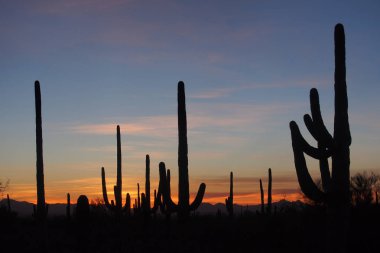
0,206 -> 379,253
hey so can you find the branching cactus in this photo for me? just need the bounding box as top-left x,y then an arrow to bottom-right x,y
289,24 -> 351,210
158,162 -> 174,219
34,81 -> 47,220
160,82 -> 206,219
101,125 -> 124,214
225,172 -> 233,217
289,24 -> 351,252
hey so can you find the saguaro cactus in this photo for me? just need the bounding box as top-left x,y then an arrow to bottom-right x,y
141,155 -> 159,216
225,172 -> 233,217
259,179 -> 264,214
101,125 -> 123,213
66,193 -> 71,220
259,168 -> 272,214
289,23 -> 351,210
34,81 -> 47,220
289,24 -> 351,252
76,195 -> 90,221
267,168 -> 272,214
160,81 -> 206,219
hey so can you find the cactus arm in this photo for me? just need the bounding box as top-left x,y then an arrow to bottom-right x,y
152,189 -> 159,213
165,169 -> 178,210
290,121 -> 331,159
101,167 -> 111,209
158,162 -> 178,212
309,88 -> 335,147
189,183 -> 206,211
290,121 -> 325,202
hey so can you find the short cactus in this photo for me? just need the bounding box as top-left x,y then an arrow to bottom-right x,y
225,172 -> 233,217
259,168 -> 272,215
76,195 -> 90,220
66,193 -> 71,220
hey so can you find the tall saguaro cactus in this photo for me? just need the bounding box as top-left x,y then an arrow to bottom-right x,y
101,125 -> 123,213
225,172 -> 234,217
289,23 -> 351,209
289,24 -> 351,252
34,81 -> 47,220
161,81 -> 206,219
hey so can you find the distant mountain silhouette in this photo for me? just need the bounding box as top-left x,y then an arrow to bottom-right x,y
0,198 -> 305,217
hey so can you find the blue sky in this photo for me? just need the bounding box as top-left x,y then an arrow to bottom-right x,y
0,0 -> 380,204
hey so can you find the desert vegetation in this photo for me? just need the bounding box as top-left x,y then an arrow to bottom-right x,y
1,24 -> 379,253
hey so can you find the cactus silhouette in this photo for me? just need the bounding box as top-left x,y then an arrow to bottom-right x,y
289,24 -> 351,252
225,172 -> 233,217
124,193 -> 131,216
267,168 -> 272,214
141,155 -> 160,217
76,195 -> 90,220
259,179 -> 264,214
289,24 -> 351,209
66,193 -> 71,220
6,194 -> 11,213
34,81 -> 47,220
259,168 -> 272,214
160,81 -> 206,219
158,162 -> 173,219
101,125 -> 124,214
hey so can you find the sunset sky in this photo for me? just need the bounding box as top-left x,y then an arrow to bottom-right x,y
1,0 -> 380,205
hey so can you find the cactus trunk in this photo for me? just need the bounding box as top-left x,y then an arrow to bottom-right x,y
145,154 -> 151,209
177,81 -> 190,218
267,168 -> 272,214
66,193 -> 71,220
225,172 -> 233,217
259,179 -> 264,214
35,81 -> 47,220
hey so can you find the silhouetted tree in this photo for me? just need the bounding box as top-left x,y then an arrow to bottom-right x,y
351,171 -> 379,206
0,179 -> 9,198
